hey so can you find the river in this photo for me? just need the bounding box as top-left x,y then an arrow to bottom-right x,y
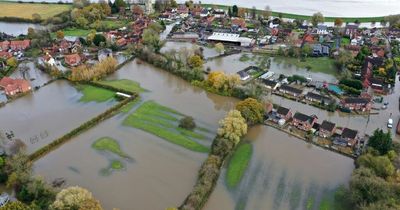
32,58 -> 355,210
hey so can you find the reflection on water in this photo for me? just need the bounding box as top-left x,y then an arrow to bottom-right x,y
162,41 -> 220,59
205,126 -> 355,210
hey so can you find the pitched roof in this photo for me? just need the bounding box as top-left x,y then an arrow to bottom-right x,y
293,112 -> 314,123
276,106 -> 290,116
263,79 -> 277,87
279,84 -> 303,95
342,128 -> 358,139
320,120 -> 336,132
343,97 -> 370,104
305,92 -> 331,102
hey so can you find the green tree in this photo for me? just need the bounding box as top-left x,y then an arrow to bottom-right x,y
235,98 -> 265,125
215,43 -> 225,55
217,110 -> 247,145
188,55 -> 204,68
311,12 -> 324,26
251,6 -> 257,20
335,50 -> 353,71
93,34 -> 106,47
17,177 -> 56,210
301,44 -> 312,57
114,0 -> 126,9
170,0 -> 177,8
368,129 -> 392,155
232,5 -> 238,17
76,16 -> 89,28
179,116 -> 196,130
142,29 -> 165,53
357,153 -> 395,178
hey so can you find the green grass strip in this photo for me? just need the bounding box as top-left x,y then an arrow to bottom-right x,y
97,79 -> 147,93
77,85 -> 115,103
111,160 -> 124,170
226,143 -> 253,188
92,137 -> 129,158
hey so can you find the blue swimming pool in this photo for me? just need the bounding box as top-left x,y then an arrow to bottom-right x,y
328,84 -> 344,95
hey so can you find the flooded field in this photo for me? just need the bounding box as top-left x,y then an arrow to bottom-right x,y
10,61 -> 52,88
0,80 -> 115,153
205,53 -> 338,83
33,59 -> 357,210
205,125 -> 354,210
0,21 -> 44,35
162,41 -> 220,59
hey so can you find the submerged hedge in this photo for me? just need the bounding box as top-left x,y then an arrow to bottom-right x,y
29,93 -> 138,161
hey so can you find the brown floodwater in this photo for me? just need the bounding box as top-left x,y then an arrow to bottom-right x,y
32,53 -> 370,209
205,53 -> 338,83
0,80 -> 115,153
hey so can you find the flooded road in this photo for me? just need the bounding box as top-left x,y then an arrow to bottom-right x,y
205,126 -> 354,210
33,59 -> 356,210
10,61 -> 52,88
0,80 -> 115,153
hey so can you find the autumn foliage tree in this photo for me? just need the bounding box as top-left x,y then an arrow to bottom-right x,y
188,55 -> 203,68
235,98 -> 265,125
217,110 -> 247,145
334,18 -> 344,27
206,71 -> 240,95
311,12 -> 324,26
51,186 -> 103,210
214,43 -> 225,55
69,57 -> 118,81
56,30 -> 65,40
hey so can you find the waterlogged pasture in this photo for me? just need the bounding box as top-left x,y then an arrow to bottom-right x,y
123,101 -> 211,153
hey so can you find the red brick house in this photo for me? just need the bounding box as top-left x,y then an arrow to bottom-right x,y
292,112 -> 317,131
279,85 -> 303,97
319,120 -> 336,138
64,54 -> 82,67
0,41 -> 10,51
341,97 -> 372,112
341,128 -> 358,147
116,38 -> 128,47
232,18 -> 246,29
0,77 -> 31,96
10,40 -> 30,51
0,51 -> 12,59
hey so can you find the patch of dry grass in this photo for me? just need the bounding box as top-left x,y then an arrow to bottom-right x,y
0,2 -> 71,19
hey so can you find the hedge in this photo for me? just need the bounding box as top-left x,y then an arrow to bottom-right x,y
29,93 -> 138,161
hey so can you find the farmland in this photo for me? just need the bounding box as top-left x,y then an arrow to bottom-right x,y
0,2 -> 71,20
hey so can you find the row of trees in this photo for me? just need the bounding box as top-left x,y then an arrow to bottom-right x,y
69,56 -> 118,82
70,2 -> 111,29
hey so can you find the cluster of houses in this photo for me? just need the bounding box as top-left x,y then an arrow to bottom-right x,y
0,76 -> 31,98
0,39 -> 30,70
264,80 -> 373,112
266,103 -> 361,148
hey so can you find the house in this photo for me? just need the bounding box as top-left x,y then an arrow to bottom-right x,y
340,128 -> 358,147
200,8 -> 209,18
312,44 -> 330,56
212,9 -> 225,18
0,41 -> 10,51
263,79 -> 278,90
10,40 -> 30,51
0,77 -> 31,96
0,51 -> 12,59
43,54 -> 56,66
316,25 -> 328,35
369,78 -> 385,93
276,106 -> 292,121
232,18 -> 246,29
319,120 -> 336,138
345,24 -> 359,38
64,54 -> 82,67
116,38 -> 128,47
341,97 -> 372,112
292,112 -> 317,131
71,40 -> 82,54
98,48 -> 113,61
237,70 -> 250,81
279,84 -> 303,97
177,5 -> 189,18
305,92 -> 332,104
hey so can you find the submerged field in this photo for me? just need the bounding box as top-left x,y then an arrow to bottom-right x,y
123,100 -> 211,153
274,56 -> 338,76
0,2 -> 71,19
77,85 -> 115,103
98,79 -> 147,93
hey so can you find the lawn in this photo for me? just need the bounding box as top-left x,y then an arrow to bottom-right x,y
98,79 -> 147,93
60,28 -> 91,37
275,57 -> 338,76
123,101 -> 210,153
0,2 -> 71,19
77,85 -> 115,103
110,160 -> 124,169
92,137 -> 129,158
341,37 -> 351,46
100,20 -> 130,30
226,143 -> 253,188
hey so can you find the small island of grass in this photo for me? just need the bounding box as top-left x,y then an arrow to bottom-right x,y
226,143 -> 253,188
110,160 -> 124,170
97,79 -> 147,93
92,137 -> 129,159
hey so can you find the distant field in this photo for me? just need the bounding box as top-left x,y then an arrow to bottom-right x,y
0,2 -> 71,19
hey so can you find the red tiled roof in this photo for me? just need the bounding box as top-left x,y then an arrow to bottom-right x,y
0,51 -> 12,59
10,40 -> 30,50
64,54 -> 81,66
